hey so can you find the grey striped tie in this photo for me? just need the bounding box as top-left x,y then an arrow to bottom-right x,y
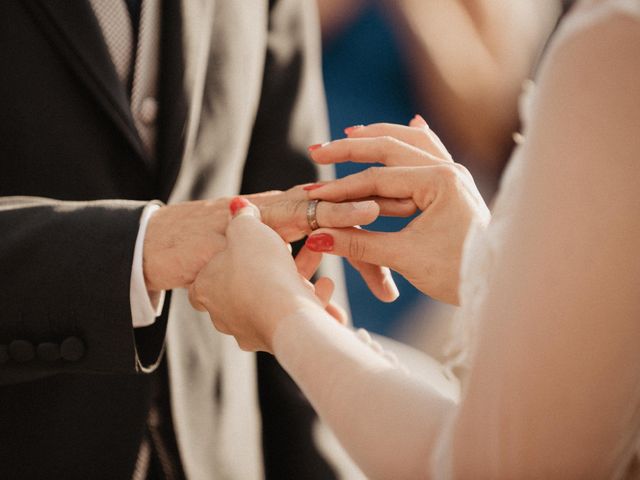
89,0 -> 134,85
89,0 -> 160,155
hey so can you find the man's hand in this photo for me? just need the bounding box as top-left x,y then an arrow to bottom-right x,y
142,187 -> 381,293
189,198 -> 346,353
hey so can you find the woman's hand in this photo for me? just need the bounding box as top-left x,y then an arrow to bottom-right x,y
249,185 -> 401,303
305,116 -> 491,304
143,185 -> 380,292
188,198 -> 346,353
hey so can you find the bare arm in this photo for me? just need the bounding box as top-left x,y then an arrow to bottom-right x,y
388,0 -> 562,175
452,10 -> 640,477
193,6 -> 640,478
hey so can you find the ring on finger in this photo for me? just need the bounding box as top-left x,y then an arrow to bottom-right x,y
306,199 -> 320,231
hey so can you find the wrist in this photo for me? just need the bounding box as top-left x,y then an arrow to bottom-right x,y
138,203 -> 165,292
261,291 -> 325,352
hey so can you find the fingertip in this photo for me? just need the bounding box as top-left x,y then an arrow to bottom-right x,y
230,196 -> 249,215
230,198 -> 261,221
314,276 -> 335,305
315,275 -> 335,290
308,142 -> 330,153
382,273 -> 400,302
326,302 -> 348,325
344,125 -> 364,136
295,245 -> 323,280
303,183 -> 325,191
351,200 -> 380,225
410,114 -> 428,128
305,231 -> 334,253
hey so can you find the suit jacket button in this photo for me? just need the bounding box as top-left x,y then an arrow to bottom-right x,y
61,336 -> 85,362
37,342 -> 61,362
9,340 -> 35,362
0,345 -> 8,364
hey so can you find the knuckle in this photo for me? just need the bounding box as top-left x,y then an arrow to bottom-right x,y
347,235 -> 367,262
211,314 -> 230,334
380,135 -> 398,146
237,341 -> 253,352
379,135 -> 401,154
436,164 -> 459,185
364,166 -> 381,181
414,126 -> 430,140
453,162 -> 471,177
292,200 -> 309,229
192,284 -> 208,310
289,199 -> 305,217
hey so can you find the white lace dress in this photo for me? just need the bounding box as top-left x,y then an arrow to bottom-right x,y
272,1 -> 640,477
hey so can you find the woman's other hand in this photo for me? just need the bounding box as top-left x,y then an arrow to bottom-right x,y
188,198 -> 346,353
306,117 -> 490,304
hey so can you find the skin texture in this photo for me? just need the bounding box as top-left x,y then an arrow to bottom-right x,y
316,0 -> 561,181
187,6 -> 640,477
189,118 -> 490,353
387,0 -> 561,177
188,203 -> 343,353
307,117 -> 490,304
143,186 -> 382,293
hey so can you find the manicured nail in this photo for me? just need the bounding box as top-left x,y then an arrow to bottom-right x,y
303,183 -> 325,191
344,125 -> 364,135
229,197 -> 250,216
413,114 -> 428,126
305,233 -> 334,252
308,143 -> 325,152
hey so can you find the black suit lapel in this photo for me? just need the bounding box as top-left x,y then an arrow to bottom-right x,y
24,0 -> 152,170
156,0 -> 188,201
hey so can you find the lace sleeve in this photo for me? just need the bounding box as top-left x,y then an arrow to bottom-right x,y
273,310 -> 457,479
271,3 -> 640,479
447,5 -> 640,478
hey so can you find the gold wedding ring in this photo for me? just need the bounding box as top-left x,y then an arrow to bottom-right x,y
306,199 -> 320,231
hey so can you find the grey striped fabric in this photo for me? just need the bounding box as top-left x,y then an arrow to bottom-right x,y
88,0 -> 134,85
130,0 -> 161,155
89,0 -> 161,155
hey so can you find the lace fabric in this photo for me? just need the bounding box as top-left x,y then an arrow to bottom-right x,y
444,1 -> 640,477
450,0 -> 640,385
271,1 -> 640,478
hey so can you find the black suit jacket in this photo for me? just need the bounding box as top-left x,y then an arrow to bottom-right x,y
0,0 -> 338,478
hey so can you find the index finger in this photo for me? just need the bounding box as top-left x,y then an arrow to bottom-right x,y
346,123 -> 452,161
308,166 -> 435,204
309,137 -> 444,167
295,245 -> 323,280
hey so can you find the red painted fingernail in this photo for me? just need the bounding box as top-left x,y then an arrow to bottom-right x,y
413,114 -> 428,126
308,143 -> 324,152
303,183 -> 324,191
344,125 -> 364,135
229,197 -> 249,215
305,233 -> 334,252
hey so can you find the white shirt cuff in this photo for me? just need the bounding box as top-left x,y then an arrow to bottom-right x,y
130,203 -> 166,328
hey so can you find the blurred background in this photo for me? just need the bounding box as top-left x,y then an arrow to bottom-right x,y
317,0 -> 571,354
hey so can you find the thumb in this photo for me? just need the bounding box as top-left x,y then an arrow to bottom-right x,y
227,196 -> 267,241
228,197 -> 290,257
305,227 -> 400,269
229,196 -> 262,221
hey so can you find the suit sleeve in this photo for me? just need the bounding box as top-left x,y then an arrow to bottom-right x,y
0,196 -> 167,385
